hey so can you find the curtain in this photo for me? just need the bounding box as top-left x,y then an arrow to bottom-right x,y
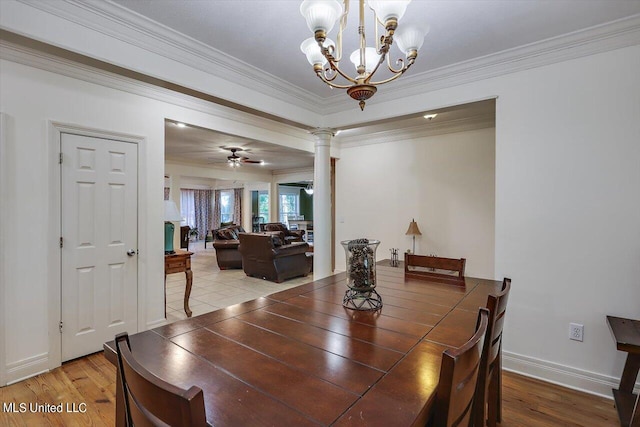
233,188 -> 242,227
193,189 -> 213,239
213,189 -> 222,229
180,189 -> 195,227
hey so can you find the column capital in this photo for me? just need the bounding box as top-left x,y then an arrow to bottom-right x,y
310,128 -> 336,137
311,128 -> 334,148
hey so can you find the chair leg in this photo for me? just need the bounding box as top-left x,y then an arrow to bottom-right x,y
487,361 -> 504,427
497,352 -> 503,423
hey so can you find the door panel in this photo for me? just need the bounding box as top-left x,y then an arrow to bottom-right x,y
61,133 -> 138,361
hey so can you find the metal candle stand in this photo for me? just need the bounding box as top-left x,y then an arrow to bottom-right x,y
389,248 -> 399,267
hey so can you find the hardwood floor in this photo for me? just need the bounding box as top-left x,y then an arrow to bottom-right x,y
0,352 -> 619,426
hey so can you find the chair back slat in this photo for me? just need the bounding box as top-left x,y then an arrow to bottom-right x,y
404,253 -> 466,285
473,277 -> 511,427
433,308 -> 489,427
485,278 -> 511,370
115,333 -> 208,427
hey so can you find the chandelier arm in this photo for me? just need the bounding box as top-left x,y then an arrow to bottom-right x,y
386,54 -> 407,74
335,0 -> 349,62
316,72 -> 355,89
367,67 -> 412,86
363,52 -> 389,84
322,59 -> 360,84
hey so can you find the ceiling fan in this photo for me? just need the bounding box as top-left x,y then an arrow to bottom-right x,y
224,147 -> 264,167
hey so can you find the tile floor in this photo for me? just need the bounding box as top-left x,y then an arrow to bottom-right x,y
164,241 -> 315,323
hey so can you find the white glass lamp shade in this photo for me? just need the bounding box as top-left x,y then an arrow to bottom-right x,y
300,37 -> 334,66
164,200 -> 182,222
300,0 -> 343,33
350,47 -> 381,74
368,0 -> 411,24
395,24 -> 428,55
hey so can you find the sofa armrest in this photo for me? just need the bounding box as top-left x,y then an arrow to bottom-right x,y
213,240 -> 240,249
273,242 -> 309,258
287,229 -> 305,238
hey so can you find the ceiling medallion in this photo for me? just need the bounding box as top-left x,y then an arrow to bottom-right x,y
300,0 -> 427,110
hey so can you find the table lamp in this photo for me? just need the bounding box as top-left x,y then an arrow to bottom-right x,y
405,218 -> 422,254
164,200 -> 182,254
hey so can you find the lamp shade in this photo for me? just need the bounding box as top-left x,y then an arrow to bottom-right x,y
164,200 -> 181,222
300,0 -> 343,33
368,0 -> 411,24
301,37 -> 334,66
405,218 -> 422,236
395,24 -> 428,55
350,47 -> 381,74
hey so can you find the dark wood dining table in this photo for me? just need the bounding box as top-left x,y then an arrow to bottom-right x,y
104,263 -> 502,426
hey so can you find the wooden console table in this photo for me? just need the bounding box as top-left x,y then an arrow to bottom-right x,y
164,249 -> 193,318
606,315 -> 640,427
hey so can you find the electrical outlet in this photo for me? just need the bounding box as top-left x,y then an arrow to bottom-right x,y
569,323 -> 584,342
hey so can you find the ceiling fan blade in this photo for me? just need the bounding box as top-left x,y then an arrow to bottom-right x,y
241,159 -> 263,164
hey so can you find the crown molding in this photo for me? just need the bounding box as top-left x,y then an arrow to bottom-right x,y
16,0 -> 325,114
326,14 -> 640,113
6,2 -> 640,120
336,113 -> 495,149
0,36 -> 316,149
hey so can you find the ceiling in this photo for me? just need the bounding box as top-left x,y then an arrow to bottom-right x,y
111,0 -> 640,99
114,1 -> 639,171
165,120 -> 315,171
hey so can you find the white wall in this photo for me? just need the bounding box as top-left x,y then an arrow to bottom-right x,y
336,45 -> 640,396
0,58 -> 313,384
336,127 -> 496,279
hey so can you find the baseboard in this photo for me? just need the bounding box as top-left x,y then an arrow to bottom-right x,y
146,318 -> 168,330
503,350 -> 640,399
5,352 -> 50,385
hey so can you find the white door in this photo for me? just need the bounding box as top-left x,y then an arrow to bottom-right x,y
61,133 -> 138,361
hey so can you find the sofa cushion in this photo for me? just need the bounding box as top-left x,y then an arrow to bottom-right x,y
217,228 -> 236,240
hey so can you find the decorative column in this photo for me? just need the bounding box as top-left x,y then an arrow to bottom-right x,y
312,129 -> 333,279
269,179 -> 279,223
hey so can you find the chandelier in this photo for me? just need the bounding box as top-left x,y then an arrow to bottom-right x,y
300,0 -> 427,110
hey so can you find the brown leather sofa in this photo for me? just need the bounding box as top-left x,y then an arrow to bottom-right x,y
261,222 -> 305,244
238,233 -> 311,283
212,225 -> 245,270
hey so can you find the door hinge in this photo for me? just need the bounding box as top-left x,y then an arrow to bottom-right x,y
59,152 -> 63,164
59,321 -> 63,333
59,237 -> 63,248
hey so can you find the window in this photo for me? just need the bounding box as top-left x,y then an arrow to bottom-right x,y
258,191 -> 269,222
180,189 -> 195,227
220,190 -> 234,223
278,186 -> 300,225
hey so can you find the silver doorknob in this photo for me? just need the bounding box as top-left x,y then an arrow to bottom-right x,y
127,249 -> 136,257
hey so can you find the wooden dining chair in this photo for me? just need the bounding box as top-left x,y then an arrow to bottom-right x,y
404,253 -> 466,285
115,333 -> 208,427
431,308 -> 489,427
473,277 -> 511,427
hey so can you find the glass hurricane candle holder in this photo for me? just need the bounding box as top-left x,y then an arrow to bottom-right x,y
341,238 -> 383,311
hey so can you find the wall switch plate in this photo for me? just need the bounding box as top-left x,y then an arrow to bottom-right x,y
569,323 -> 584,342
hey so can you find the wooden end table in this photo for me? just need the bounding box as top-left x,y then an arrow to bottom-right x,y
164,249 -> 194,318
606,315 -> 640,427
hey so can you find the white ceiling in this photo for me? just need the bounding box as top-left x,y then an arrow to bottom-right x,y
108,0 -> 639,171
165,120 -> 315,171
111,0 -> 640,99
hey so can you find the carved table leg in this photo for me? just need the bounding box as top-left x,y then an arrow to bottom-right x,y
184,268 -> 193,317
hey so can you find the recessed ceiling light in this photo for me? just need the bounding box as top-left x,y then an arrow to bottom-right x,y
176,122 -> 186,128
423,114 -> 437,120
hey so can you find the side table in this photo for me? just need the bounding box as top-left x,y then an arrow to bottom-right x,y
606,315 -> 640,427
164,249 -> 194,318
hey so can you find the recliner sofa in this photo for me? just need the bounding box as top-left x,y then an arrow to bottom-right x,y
238,233 -> 311,283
